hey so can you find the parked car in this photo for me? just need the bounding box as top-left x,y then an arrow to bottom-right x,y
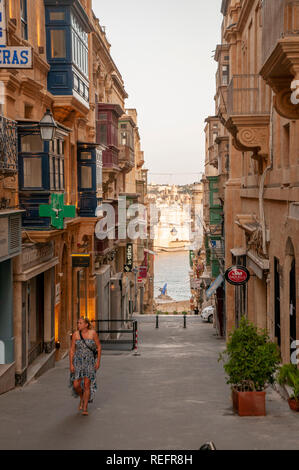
200,306 -> 214,323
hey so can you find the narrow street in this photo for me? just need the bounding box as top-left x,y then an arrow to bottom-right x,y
0,316 -> 299,451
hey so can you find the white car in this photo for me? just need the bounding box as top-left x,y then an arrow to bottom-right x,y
201,306 -> 215,323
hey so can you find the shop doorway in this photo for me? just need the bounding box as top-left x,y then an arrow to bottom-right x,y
28,273 -> 44,365
290,259 -> 296,355
274,258 -> 281,347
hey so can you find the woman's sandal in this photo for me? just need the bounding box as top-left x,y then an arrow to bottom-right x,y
82,409 -> 89,416
78,399 -> 83,411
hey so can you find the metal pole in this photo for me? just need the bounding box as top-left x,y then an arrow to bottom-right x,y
156,314 -> 159,329
184,314 -> 187,329
132,321 -> 136,350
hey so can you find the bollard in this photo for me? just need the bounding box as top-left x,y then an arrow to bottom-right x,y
133,322 -> 141,356
156,314 -> 159,329
184,314 -> 187,329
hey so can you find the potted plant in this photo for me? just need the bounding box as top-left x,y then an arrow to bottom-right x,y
219,317 -> 280,416
277,364 -> 299,412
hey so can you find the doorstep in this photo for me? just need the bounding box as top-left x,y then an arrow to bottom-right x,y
0,363 -> 15,395
24,350 -> 56,386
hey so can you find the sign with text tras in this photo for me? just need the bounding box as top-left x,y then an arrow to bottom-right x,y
0,46 -> 32,68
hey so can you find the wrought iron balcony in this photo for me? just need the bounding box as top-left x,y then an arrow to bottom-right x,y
227,75 -> 271,116
0,116 -> 17,175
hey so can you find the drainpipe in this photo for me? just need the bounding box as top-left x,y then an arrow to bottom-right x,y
259,92 -> 274,256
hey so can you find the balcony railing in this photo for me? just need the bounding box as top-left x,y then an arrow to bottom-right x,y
102,148 -> 119,170
227,75 -> 271,116
262,0 -> 299,65
0,116 -> 17,174
119,146 -> 135,165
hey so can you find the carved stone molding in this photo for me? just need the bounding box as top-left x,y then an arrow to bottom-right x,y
260,37 -> 299,120
274,88 -> 299,120
226,115 -> 270,160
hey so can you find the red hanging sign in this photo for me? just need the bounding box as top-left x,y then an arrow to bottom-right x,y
225,266 -> 250,286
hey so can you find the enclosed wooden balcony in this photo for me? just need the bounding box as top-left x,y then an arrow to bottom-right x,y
260,0 -> 299,119
225,74 -> 271,160
102,148 -> 120,171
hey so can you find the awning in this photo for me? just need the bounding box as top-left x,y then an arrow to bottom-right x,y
144,248 -> 158,256
231,248 -> 247,257
247,250 -> 269,280
206,274 -> 224,299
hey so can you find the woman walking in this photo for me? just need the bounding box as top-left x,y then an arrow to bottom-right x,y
69,317 -> 102,416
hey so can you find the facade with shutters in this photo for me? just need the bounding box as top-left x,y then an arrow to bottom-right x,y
0,0 -> 150,394
202,0 -> 299,363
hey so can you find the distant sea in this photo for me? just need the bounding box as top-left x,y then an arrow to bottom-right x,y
154,251 -> 191,302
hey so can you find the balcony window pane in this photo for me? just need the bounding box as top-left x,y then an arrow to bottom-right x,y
60,159 -> 64,189
99,124 -> 107,146
80,152 -> 92,160
50,11 -> 65,21
49,157 -> 54,190
21,135 -> 43,153
81,166 -> 92,189
50,30 -> 66,58
55,158 -> 59,188
24,158 -> 42,188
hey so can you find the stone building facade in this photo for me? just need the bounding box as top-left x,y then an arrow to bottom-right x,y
0,0 -> 149,394
202,0 -> 299,362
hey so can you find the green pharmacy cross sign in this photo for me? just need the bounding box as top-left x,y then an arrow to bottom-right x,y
39,194 -> 76,230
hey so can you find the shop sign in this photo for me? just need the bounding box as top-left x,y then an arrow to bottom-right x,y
225,266 -> 250,286
22,242 -> 54,271
0,216 -> 8,259
124,243 -> 133,272
72,254 -> 90,268
206,274 -> 224,299
139,266 -> 147,279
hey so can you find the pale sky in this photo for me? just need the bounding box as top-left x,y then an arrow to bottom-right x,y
93,0 -> 223,185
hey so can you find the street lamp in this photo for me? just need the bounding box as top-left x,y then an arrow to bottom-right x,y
39,109 -> 57,141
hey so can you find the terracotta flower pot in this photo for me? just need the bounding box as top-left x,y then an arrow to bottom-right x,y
288,398 -> 299,412
232,389 -> 266,416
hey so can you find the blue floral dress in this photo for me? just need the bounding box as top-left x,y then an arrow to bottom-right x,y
69,339 -> 98,403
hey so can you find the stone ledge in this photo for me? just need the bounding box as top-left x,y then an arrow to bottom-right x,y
0,363 -> 15,395
24,350 -> 56,387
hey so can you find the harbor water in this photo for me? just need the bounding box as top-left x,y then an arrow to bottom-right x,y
154,251 -> 191,302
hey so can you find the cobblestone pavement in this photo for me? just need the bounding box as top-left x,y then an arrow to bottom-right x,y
0,315 -> 299,450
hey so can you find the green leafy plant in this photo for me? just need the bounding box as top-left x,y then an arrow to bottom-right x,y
173,311 -> 178,315
277,364 -> 299,401
219,317 -> 281,392
182,311 -> 188,316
